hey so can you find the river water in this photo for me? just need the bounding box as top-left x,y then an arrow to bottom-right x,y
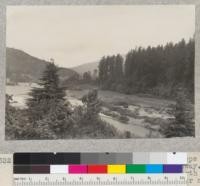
6,83 -> 171,138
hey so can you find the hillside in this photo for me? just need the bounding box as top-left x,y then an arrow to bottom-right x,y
71,61 -> 99,75
6,48 -> 77,83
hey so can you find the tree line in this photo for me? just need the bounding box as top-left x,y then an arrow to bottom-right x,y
98,38 -> 194,100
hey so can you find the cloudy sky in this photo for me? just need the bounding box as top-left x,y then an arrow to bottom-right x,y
7,5 -> 195,68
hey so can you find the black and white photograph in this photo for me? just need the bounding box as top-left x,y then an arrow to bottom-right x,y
6,5 -> 195,140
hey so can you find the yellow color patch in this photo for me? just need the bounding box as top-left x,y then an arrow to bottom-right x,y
107,165 -> 126,174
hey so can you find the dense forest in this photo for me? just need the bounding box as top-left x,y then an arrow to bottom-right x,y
98,38 -> 194,101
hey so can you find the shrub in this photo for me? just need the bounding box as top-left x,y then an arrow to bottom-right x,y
162,90 -> 194,137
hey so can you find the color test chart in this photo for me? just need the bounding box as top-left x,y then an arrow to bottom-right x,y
1,152 -> 200,186
13,152 -> 187,174
14,164 -> 184,174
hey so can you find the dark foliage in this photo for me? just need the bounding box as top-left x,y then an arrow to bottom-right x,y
27,62 -> 67,122
82,89 -> 102,121
98,38 -> 194,100
83,71 -> 92,82
5,95 -> 38,140
99,54 -> 123,91
162,89 -> 195,137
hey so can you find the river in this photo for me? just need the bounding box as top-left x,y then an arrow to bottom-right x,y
6,83 -> 172,138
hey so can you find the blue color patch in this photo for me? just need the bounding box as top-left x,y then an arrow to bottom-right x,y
146,164 -> 163,173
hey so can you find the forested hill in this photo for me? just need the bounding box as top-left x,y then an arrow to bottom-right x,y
6,48 -> 77,83
98,38 -> 194,100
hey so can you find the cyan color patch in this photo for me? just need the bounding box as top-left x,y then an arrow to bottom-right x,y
146,164 -> 163,173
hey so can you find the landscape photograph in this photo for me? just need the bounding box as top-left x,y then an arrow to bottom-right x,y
6,5 -> 195,140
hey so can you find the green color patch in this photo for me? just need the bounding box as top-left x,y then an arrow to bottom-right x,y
126,164 -> 146,173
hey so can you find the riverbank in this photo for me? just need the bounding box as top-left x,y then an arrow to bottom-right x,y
6,83 -> 176,138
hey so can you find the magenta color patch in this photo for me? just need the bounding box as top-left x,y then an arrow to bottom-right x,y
68,165 -> 87,174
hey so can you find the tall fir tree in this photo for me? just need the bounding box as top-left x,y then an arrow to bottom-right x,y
98,56 -> 109,88
115,54 -> 123,81
27,60 -> 66,122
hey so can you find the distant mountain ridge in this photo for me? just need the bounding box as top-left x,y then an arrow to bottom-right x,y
71,61 -> 99,75
6,48 -> 77,83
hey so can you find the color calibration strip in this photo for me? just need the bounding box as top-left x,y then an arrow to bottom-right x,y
14,164 -> 184,174
13,153 -> 186,174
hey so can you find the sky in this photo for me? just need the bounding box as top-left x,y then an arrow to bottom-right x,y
7,5 -> 195,68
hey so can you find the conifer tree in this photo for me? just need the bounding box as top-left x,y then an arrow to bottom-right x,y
27,60 -> 66,122
82,89 -> 101,122
163,89 -> 194,137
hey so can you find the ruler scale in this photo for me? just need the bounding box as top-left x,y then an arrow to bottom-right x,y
13,174 -> 187,186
